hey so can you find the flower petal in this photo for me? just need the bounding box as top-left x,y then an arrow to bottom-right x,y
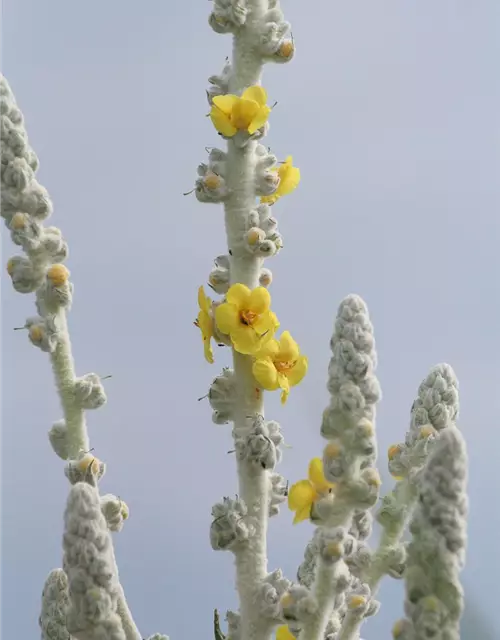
253,310 -> 279,336
253,356 -> 280,389
231,325 -> 262,355
293,504 -> 312,524
308,458 -> 332,493
210,105 -> 237,137
249,287 -> 271,314
276,626 -> 296,640
232,99 -> 260,130
212,94 -> 239,115
203,339 -> 214,364
286,355 -> 308,387
277,331 -> 300,361
242,85 -> 268,106
198,286 -> 211,314
248,105 -> 271,134
215,303 -> 240,335
227,283 -> 251,309
288,479 -> 315,511
279,165 -> 301,196
255,337 -> 280,359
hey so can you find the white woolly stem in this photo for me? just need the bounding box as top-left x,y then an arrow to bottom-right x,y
336,612 -> 363,640
116,585 -> 142,640
49,310 -> 89,457
222,3 -> 271,639
365,480 -> 415,591
299,560 -> 346,640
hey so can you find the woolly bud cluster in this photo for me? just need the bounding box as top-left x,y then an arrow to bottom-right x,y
258,4 -> 293,63
195,148 -> 229,203
208,368 -> 236,424
63,482 -> 125,640
280,585 -> 318,627
255,569 -> 292,620
206,59 -> 232,105
36,263 -> 73,312
386,365 -> 460,483
225,611 -> 241,640
1,77 -> 52,225
74,373 -> 108,410
268,472 -> 288,517
255,147 -> 280,196
23,314 -> 60,353
39,568 -> 72,640
209,0 -> 248,33
233,414 -> 283,471
64,451 -> 106,486
244,200 -> 282,257
396,427 -> 468,639
100,494 -> 130,533
297,535 -> 320,588
208,254 -> 231,295
210,496 -> 254,551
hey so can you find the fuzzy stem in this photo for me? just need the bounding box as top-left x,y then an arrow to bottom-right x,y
223,3 -> 271,639
366,480 -> 415,591
299,560 -> 346,640
49,310 -> 89,457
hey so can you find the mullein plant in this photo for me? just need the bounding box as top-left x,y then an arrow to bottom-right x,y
1,2 -> 469,640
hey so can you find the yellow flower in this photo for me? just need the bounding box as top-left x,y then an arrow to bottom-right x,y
210,86 -> 272,137
288,458 -> 334,524
260,156 -> 300,205
276,626 -> 296,640
215,283 -> 279,355
252,331 -> 307,404
47,264 -> 70,287
194,286 -> 215,364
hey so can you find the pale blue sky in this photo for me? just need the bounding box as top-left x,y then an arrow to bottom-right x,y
2,1 -> 499,638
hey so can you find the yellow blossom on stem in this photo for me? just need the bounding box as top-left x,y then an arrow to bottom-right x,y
209,86 -> 271,137
288,458 -> 334,524
215,283 -> 279,355
252,331 -> 307,404
194,286 -> 215,364
276,626 -> 296,640
260,156 -> 301,205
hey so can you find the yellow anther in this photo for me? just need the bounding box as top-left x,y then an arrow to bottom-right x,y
388,444 -> 401,460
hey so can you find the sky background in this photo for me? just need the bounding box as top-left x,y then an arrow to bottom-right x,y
2,1 -> 500,638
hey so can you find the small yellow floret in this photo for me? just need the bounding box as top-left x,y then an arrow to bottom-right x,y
392,619 -> 405,638
247,227 -> 265,246
388,444 -> 401,460
365,469 -> 381,487
11,212 -> 27,230
324,443 -> 341,459
419,425 -> 435,439
280,593 -> 293,609
47,264 -> 69,287
121,502 -> 130,520
6,259 -> 15,276
348,595 -> 367,610
29,325 -> 43,342
279,41 -> 294,59
77,454 -> 101,475
325,542 -> 342,559
204,172 -> 221,190
358,419 -> 374,436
